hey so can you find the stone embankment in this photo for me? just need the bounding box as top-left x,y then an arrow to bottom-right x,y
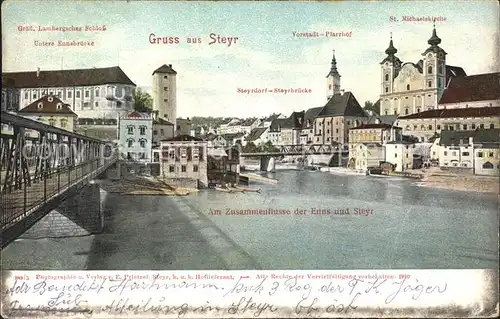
99,176 -> 198,196
414,168 -> 499,193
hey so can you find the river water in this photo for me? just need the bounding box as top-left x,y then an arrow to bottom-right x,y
2,170 -> 498,270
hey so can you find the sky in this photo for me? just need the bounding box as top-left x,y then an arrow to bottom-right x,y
2,0 -> 499,118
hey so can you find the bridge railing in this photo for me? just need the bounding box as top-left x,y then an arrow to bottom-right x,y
0,111 -> 117,231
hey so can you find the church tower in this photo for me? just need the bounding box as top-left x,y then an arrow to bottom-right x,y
380,33 -> 402,115
326,50 -> 341,100
152,64 -> 177,128
422,22 -> 447,110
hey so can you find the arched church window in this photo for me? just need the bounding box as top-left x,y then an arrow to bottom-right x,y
385,74 -> 389,81
406,84 -> 410,91
428,66 -> 433,74
385,87 -> 389,93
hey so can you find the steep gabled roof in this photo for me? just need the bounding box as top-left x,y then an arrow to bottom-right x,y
121,111 -> 151,119
18,95 -> 76,116
153,117 -> 174,125
398,106 -> 500,119
152,64 -> 177,75
245,127 -> 268,141
439,72 -> 500,104
439,129 -> 500,146
303,106 -> 323,128
445,65 -> 467,84
2,66 -> 136,88
317,92 -> 368,118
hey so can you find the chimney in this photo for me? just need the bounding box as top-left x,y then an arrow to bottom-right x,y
36,67 -> 40,78
169,64 -> 172,68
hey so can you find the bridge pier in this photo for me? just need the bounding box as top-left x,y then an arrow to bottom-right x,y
260,156 -> 276,172
20,183 -> 107,239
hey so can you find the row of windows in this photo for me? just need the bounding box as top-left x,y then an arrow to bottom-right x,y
405,123 -> 495,131
443,161 -> 498,169
167,165 -> 198,173
441,150 -> 495,157
127,125 -> 148,135
23,87 -> 134,100
384,65 -> 444,82
126,138 -> 148,148
384,79 -> 443,93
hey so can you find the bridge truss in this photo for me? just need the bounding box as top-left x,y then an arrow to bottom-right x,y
241,144 -> 348,156
0,111 -> 116,248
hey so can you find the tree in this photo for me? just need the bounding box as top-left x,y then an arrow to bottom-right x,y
260,140 -> 278,152
364,100 -> 380,115
133,88 -> 153,113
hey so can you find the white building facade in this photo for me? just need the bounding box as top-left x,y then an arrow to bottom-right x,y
384,141 -> 415,172
118,112 -> 153,162
3,66 -> 136,119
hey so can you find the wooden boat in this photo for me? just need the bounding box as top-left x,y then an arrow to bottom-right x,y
227,187 -> 245,193
215,187 -> 233,193
234,186 -> 261,193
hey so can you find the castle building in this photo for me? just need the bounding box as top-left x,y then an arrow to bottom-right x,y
152,64 -> 177,129
2,66 -> 136,119
379,25 -> 466,116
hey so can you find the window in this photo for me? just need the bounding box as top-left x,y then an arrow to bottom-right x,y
164,87 -> 168,91
428,125 -> 432,130
428,66 -> 433,74
153,130 -> 158,135
490,124 -> 495,129
57,91 -> 62,98
140,126 -> 146,135
49,119 -> 56,126
385,74 -> 389,81
24,92 -> 28,99
164,99 -> 168,102
393,109 -> 397,115
76,91 -> 81,98
488,152 -> 494,157
127,126 -> 134,134
394,153 -> 397,158
437,125 -> 441,130
181,165 -> 187,172
471,124 -> 476,129
193,165 -> 198,172
68,91 -> 72,99
417,108 -> 420,113
95,102 -> 99,107
327,129 -> 330,134
169,165 -> 175,172
160,129 -> 164,135
449,126 -> 454,131
85,90 -> 90,98
479,124 -> 484,129
444,151 -> 448,156
428,81 -> 432,88
462,124 -> 467,130
438,65 -> 443,74
116,101 -> 122,108
95,88 -> 100,97
33,92 -> 37,99
164,75 -> 168,79
336,128 -> 339,133
482,162 -> 493,169
462,152 -> 470,156
139,139 -> 146,148
413,125 -> 417,130
385,87 -> 389,93
347,121 -> 350,125
477,152 -> 483,157
127,139 -> 134,147
406,84 -> 410,90
60,119 -> 67,128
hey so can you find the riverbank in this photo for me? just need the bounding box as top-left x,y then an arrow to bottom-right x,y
418,174 -> 499,194
98,176 -> 198,196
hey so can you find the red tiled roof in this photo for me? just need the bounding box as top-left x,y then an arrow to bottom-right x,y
439,72 -> 500,104
350,123 -> 394,130
18,95 -> 76,116
2,66 -> 136,88
121,111 -> 151,119
398,106 -> 500,119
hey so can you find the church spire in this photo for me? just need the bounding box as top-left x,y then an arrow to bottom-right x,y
427,21 -> 442,46
326,49 -> 340,78
385,32 -> 398,56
